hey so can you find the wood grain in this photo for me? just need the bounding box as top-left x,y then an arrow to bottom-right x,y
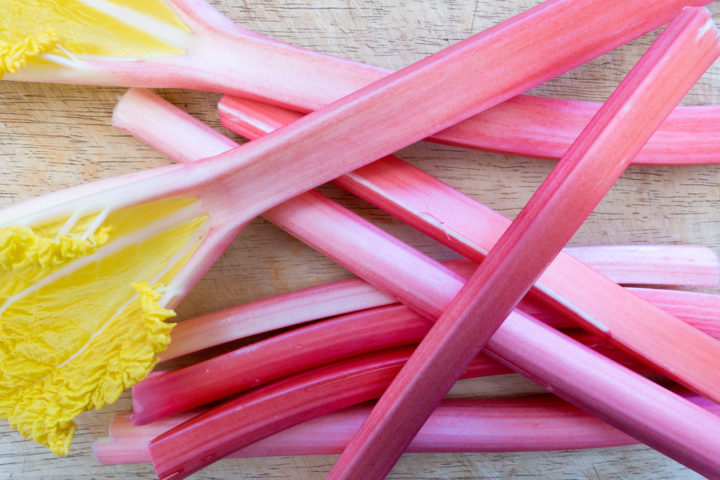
0,1 -> 718,478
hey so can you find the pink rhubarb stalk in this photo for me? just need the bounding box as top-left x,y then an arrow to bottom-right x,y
96,392 -> 720,464
118,87 -> 720,480
9,0 -> 718,165
520,287 -> 720,338
448,244 -> 719,287
329,10 -> 720,479
561,244 -> 719,286
220,92 -> 720,166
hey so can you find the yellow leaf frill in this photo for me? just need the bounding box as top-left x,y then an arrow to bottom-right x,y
0,199 -> 203,456
0,225 -> 113,296
0,28 -> 57,77
0,280 -> 175,456
1,0 -> 190,77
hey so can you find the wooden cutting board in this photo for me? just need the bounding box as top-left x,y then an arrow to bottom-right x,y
0,1 -> 718,478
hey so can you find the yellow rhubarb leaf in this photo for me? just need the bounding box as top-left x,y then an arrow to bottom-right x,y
0,0 -> 190,77
0,197 -> 208,455
0,282 -> 174,456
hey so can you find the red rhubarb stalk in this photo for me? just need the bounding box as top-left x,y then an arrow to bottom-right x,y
96,392 -> 720,464
132,305 -> 434,424
148,347 -> 504,478
329,10 -> 720,479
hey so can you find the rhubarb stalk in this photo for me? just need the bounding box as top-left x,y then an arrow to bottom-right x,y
4,0 -> 717,165
160,277 -> 395,361
148,347 -> 504,478
96,392 -> 720,465
328,10 -> 720,480
220,93 -> 720,166
132,305 -> 434,424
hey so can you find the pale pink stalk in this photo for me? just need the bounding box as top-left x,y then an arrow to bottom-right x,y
220,93 -> 720,166
160,277 -> 394,361
94,392 -> 720,465
329,11 -> 720,479
8,0 -> 716,165
448,246 -> 720,287
560,245 -> 719,286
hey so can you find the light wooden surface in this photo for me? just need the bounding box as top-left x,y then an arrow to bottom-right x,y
1,1 -> 719,478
